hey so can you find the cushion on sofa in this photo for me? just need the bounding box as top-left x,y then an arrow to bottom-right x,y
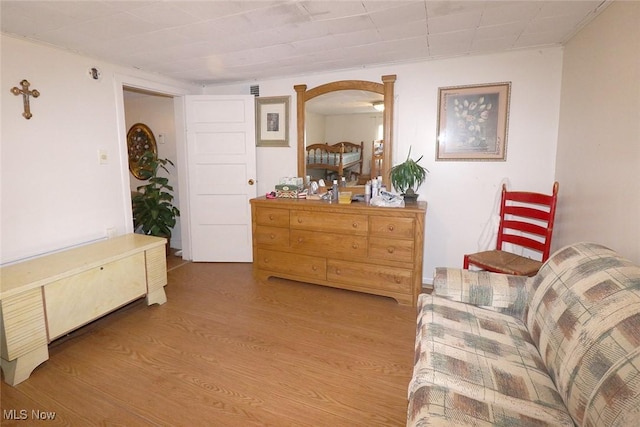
524,243 -> 640,426
433,267 -> 529,321
408,294 -> 575,426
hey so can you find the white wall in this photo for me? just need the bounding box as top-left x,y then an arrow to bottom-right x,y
554,1 -> 640,263
1,35 -> 199,264
3,9 -> 635,283
306,112 -> 326,146
124,92 -> 182,250
1,32 -> 567,280
206,47 -> 564,281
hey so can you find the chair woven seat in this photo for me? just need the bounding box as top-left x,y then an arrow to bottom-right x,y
464,182 -> 559,276
465,250 -> 543,276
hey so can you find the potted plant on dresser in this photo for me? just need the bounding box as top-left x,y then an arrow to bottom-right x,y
390,147 -> 429,203
132,151 -> 180,254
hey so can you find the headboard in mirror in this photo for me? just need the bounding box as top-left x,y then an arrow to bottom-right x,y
294,75 -> 396,190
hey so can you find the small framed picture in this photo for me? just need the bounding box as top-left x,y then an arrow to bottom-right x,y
256,96 -> 290,147
436,82 -> 511,161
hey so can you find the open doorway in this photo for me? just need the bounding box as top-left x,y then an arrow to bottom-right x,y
123,87 -> 182,255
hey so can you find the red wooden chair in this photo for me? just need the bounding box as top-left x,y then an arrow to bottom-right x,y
464,182 -> 559,276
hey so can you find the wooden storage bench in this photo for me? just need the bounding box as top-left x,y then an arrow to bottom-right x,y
0,234 -> 167,386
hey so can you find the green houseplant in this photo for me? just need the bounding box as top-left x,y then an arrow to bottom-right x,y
389,147 -> 429,202
132,151 -> 180,242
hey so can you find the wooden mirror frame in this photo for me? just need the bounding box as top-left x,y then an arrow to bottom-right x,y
294,75 -> 396,190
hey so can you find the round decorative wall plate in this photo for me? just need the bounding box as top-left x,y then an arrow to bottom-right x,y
127,123 -> 157,179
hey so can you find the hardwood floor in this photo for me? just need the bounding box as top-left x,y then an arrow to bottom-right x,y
1,261 -> 417,426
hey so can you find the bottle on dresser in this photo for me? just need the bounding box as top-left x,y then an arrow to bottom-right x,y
365,180 -> 371,204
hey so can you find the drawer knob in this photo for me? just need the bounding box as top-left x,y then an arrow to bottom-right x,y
352,222 -> 358,228
387,247 -> 395,254
298,237 -> 304,243
388,224 -> 395,231
312,265 -> 318,271
335,269 -> 341,275
270,233 -> 276,239
268,214 -> 274,220
297,218 -> 303,223
352,243 -> 359,249
394,276 -> 402,283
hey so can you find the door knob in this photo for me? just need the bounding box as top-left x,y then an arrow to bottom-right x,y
248,179 -> 255,185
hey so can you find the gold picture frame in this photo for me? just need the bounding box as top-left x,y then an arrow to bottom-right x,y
256,96 -> 290,147
127,123 -> 157,179
436,82 -> 511,161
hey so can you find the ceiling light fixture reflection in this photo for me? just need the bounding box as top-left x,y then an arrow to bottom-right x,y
372,101 -> 384,112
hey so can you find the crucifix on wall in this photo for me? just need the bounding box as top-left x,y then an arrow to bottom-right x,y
11,79 -> 40,120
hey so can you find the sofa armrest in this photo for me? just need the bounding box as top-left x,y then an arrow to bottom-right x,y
433,267 -> 529,320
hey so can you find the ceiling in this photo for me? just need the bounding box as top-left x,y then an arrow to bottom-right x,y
1,1 -> 610,86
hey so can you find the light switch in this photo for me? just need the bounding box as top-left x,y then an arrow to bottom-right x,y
99,149 -> 108,165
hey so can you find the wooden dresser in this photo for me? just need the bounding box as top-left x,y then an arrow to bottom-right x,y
250,197 -> 426,306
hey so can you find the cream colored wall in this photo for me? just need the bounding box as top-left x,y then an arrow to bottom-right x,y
2,32 -> 583,278
554,1 -> 640,263
207,48 -> 564,281
305,112 -> 326,146
1,35 -> 198,264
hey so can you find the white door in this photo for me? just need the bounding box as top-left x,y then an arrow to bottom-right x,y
185,95 -> 257,262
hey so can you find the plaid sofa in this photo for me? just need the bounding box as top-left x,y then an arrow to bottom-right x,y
408,242 -> 640,426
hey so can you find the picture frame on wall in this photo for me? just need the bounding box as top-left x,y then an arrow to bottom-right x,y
436,82 -> 511,161
256,96 -> 290,147
127,123 -> 157,179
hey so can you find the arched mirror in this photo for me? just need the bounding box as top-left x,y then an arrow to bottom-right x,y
295,75 -> 396,192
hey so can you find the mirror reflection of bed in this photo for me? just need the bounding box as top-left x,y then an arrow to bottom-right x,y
304,90 -> 383,186
296,76 -> 396,192
306,141 -> 363,184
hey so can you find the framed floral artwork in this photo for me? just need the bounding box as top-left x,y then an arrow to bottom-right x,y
436,82 -> 511,161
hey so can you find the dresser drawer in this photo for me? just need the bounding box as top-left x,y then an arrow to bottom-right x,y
291,230 -> 367,258
327,260 -> 413,293
250,197 -> 426,306
255,207 -> 290,227
257,249 -> 326,279
369,216 -> 415,239
369,237 -> 414,263
291,210 -> 367,235
255,226 -> 290,248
